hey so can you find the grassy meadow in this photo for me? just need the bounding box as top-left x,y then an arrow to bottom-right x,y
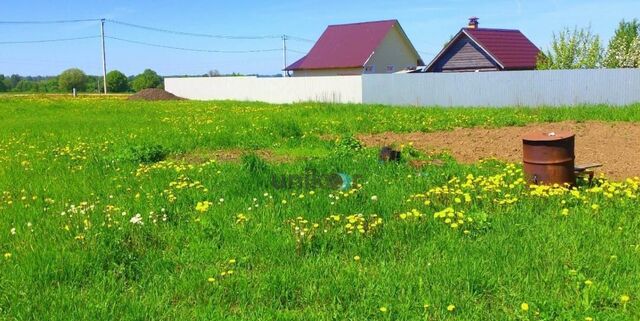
0,96 -> 639,320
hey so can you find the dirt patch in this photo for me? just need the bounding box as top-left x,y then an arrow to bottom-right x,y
128,88 -> 184,101
170,148 -> 296,164
358,121 -> 640,180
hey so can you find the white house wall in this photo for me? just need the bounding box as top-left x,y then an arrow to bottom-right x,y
365,24 -> 420,73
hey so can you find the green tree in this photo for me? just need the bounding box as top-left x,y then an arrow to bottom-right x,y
604,19 -> 640,68
0,75 -> 6,92
41,77 -> 59,93
131,69 -> 162,92
106,70 -> 130,92
13,79 -> 38,92
537,26 -> 603,69
58,68 -> 88,92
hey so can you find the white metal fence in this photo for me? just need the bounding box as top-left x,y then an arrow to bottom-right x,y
362,69 -> 640,107
164,76 -> 362,104
165,69 -> 640,107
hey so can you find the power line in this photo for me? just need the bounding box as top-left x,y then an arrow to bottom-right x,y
287,49 -> 308,54
287,36 -> 315,43
0,35 -> 100,44
107,19 -> 314,43
106,19 -> 281,40
0,19 -> 100,24
105,35 -> 281,53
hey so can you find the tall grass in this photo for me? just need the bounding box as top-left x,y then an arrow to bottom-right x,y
0,96 -> 638,320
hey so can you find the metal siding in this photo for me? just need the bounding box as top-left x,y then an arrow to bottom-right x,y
165,76 -> 363,104
362,69 -> 640,107
166,69 -> 640,107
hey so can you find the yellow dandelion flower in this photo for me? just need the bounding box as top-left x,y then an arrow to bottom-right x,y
621,294 -> 630,303
584,280 -> 593,286
207,277 -> 215,283
447,304 -> 456,312
520,302 -> 529,311
3,252 -> 11,259
228,259 -> 236,264
379,307 -> 388,313
354,255 -> 360,261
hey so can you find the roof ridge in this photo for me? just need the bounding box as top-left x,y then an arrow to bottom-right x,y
464,27 -> 523,32
328,19 -> 398,27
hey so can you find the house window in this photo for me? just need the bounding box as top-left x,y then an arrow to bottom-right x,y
364,65 -> 375,73
386,65 -> 395,72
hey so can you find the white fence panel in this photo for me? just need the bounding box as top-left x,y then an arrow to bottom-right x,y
166,69 -> 640,107
165,76 -> 362,104
362,69 -> 640,107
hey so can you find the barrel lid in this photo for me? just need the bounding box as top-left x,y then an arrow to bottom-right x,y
522,130 -> 575,142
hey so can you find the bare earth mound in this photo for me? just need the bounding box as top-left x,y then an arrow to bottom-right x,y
358,121 -> 640,180
128,88 -> 184,101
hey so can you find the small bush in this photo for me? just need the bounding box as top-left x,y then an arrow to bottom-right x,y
113,144 -> 169,163
334,135 -> 363,151
241,153 -> 269,175
274,119 -> 303,138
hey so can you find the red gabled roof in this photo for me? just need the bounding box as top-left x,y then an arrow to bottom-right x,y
464,28 -> 540,69
285,20 -> 398,71
426,28 -> 540,71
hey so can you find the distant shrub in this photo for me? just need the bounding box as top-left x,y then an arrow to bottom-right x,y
106,70 -> 130,93
131,69 -> 162,92
537,26 -> 603,69
58,68 -> 88,92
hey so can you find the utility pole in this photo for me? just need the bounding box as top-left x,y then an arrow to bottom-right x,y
100,18 -> 107,94
282,34 -> 287,77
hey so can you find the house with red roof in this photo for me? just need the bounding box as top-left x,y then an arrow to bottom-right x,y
425,17 -> 541,72
285,19 -> 423,77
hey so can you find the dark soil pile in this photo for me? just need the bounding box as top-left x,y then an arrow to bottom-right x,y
128,88 -> 184,101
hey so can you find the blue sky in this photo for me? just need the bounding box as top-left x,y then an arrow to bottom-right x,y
1,0 -> 639,76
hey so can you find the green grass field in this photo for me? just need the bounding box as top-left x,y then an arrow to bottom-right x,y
0,96 -> 639,320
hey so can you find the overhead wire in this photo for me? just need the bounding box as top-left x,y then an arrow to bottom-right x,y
287,49 -> 308,54
105,35 -> 281,53
0,19 -> 100,24
106,19 -> 281,40
0,35 -> 101,44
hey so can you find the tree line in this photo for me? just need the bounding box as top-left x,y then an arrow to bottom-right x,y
538,19 -> 640,69
0,68 -> 163,93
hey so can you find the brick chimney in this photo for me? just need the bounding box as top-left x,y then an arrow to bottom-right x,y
468,16 -> 479,29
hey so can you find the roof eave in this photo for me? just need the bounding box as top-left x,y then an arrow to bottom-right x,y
391,21 -> 423,64
424,29 -> 465,71
288,65 -> 364,71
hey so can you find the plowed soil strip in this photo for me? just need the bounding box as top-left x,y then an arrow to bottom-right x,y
358,121 -> 640,180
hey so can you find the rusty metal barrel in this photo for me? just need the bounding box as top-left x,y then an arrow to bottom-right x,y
522,131 -> 575,186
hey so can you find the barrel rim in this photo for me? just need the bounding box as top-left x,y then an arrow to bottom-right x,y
522,131 -> 575,142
